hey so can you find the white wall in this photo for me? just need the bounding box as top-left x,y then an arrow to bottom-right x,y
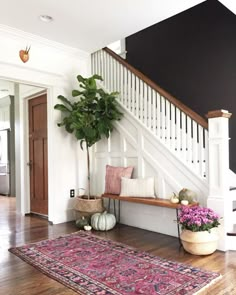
0,27 -> 90,224
92,110 -> 208,237
0,96 -> 11,130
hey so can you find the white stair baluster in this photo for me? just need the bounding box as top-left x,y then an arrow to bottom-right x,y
181,113 -> 187,161
156,93 -> 161,138
176,108 -> 181,153
111,56 -> 114,91
112,59 -> 116,92
120,65 -> 124,104
165,100 -> 170,148
148,86 -> 152,130
152,89 -> 157,135
94,51 -> 98,74
103,51 -> 107,87
140,80 -> 144,124
123,68 -> 128,108
136,77 -> 140,118
143,83 -> 148,126
192,121 -> 198,172
107,55 -> 111,90
186,116 -> 192,166
160,97 -> 166,142
97,51 -> 101,77
198,125 -> 204,177
132,73 -> 135,114
91,53 -> 95,75
105,51 -> 109,88
109,54 -> 113,90
112,57 -> 115,91
127,70 -> 131,110
170,104 -> 176,151
117,61 -> 121,95
204,129 -> 209,179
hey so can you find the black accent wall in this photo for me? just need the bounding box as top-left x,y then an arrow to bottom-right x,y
126,0 -> 236,172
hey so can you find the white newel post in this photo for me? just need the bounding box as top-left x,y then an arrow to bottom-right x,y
206,109 -> 232,251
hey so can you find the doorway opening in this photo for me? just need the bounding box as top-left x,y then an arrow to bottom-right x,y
0,79 -> 48,217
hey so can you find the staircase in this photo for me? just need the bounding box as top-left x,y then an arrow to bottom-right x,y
91,47 -> 236,251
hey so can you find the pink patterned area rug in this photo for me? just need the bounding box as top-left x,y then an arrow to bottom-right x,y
9,231 -> 221,295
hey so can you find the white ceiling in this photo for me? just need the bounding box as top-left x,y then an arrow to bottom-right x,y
0,0 -> 208,53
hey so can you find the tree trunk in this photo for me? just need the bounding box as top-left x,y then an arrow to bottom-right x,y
86,142 -> 90,199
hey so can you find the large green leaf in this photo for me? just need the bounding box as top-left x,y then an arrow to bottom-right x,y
92,74 -> 103,81
77,75 -> 85,83
72,90 -> 82,97
57,95 -> 73,107
75,129 -> 85,140
87,78 -> 97,89
54,104 -> 71,112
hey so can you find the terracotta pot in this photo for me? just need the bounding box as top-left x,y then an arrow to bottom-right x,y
180,228 -> 219,255
74,196 -> 104,219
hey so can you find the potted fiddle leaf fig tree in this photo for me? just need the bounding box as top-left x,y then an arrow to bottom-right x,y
54,74 -> 123,216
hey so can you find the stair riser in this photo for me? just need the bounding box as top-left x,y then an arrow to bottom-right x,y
227,236 -> 236,250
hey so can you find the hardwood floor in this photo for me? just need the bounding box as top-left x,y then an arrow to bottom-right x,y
1,196 -> 236,295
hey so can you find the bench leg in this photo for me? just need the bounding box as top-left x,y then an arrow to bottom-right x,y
108,198 -> 111,213
118,200 -> 120,223
176,209 -> 182,246
113,199 -> 116,218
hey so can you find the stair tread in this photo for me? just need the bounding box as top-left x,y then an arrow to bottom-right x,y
227,224 -> 236,236
227,231 -> 236,236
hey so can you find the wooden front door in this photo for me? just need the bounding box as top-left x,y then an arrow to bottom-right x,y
29,94 -> 48,215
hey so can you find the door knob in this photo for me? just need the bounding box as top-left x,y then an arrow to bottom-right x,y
27,161 -> 33,167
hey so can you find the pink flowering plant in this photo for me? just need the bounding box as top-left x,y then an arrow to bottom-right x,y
178,206 -> 220,232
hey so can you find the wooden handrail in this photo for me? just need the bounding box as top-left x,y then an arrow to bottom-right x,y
103,47 -> 208,129
206,109 -> 232,119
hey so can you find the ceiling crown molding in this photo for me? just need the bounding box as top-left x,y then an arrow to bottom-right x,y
0,24 -> 90,59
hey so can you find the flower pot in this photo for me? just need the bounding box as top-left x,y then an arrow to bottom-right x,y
74,196 -> 104,219
180,228 -> 219,255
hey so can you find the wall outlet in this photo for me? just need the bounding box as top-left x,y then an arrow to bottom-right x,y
70,189 -> 75,198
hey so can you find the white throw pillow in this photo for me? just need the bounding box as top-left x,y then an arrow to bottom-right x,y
119,177 -> 155,198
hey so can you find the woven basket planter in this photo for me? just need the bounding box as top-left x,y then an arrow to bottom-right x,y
180,228 -> 219,255
74,196 -> 104,219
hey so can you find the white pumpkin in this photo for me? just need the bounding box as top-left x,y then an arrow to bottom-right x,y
170,193 -> 179,204
91,211 -> 116,231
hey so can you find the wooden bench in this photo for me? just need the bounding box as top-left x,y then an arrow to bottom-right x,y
101,193 -> 198,241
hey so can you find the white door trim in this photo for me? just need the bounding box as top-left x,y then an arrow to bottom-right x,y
0,62 -> 68,223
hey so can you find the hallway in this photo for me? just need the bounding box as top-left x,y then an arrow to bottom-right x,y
0,196 -> 236,294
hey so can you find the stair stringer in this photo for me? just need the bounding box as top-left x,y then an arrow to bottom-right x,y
229,170 -> 236,188
91,108 -> 208,238
226,236 -> 236,250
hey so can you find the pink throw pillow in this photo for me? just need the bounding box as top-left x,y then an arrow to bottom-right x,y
105,165 -> 133,195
